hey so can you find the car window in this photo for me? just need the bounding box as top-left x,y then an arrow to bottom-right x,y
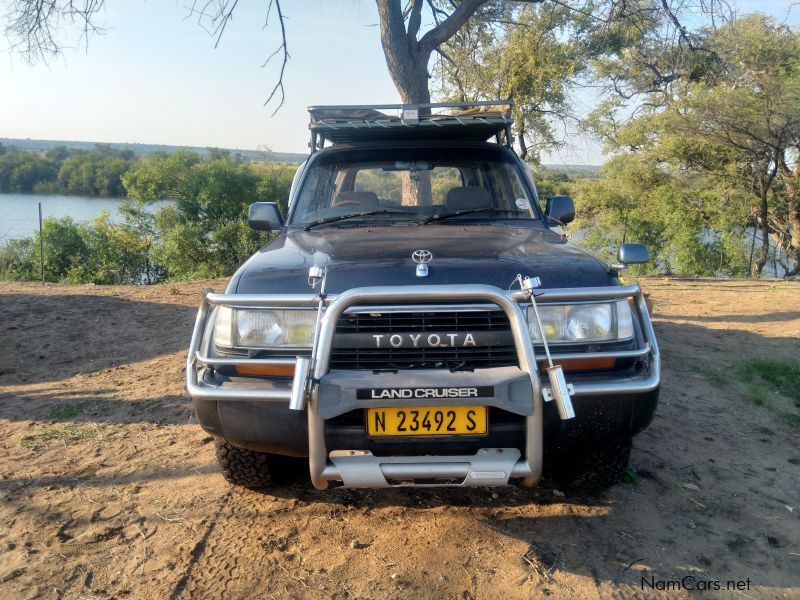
291,147 -> 539,223
352,166 -> 463,206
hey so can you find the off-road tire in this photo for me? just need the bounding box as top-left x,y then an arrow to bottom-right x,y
549,438 -> 632,491
214,438 -> 273,490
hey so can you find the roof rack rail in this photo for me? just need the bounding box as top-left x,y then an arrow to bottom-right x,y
307,101 -> 513,152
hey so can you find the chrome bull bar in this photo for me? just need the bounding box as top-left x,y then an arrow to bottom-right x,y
186,283 -> 660,488
306,284 -> 542,489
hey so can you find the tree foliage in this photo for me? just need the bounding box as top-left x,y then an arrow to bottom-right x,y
571,155 -> 750,276
587,14 -> 800,276
433,3 -> 589,161
122,151 -> 294,278
0,144 -> 134,195
3,1 -> 796,280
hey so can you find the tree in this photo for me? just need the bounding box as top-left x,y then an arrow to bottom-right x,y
571,154 -> 750,276
432,3 -> 590,160
0,149 -> 58,192
588,14 -> 800,276
56,148 -> 134,196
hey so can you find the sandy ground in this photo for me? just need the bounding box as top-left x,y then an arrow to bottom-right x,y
0,278 -> 798,599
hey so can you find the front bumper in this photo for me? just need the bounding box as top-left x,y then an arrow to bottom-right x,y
196,388 -> 658,456
187,283 -> 660,488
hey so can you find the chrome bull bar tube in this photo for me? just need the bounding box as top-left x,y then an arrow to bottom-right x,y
307,284 -> 544,490
186,291 -> 321,402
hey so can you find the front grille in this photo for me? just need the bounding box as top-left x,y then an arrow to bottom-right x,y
335,310 -> 510,333
331,309 -> 517,370
329,345 -> 517,370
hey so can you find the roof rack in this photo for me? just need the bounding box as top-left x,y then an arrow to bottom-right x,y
307,101 -> 513,152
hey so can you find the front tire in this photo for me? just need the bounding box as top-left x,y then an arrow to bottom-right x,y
548,438 -> 632,491
214,438 -> 273,490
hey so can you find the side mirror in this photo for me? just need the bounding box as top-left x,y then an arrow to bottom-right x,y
617,243 -> 650,265
248,202 -> 284,232
544,195 -> 575,225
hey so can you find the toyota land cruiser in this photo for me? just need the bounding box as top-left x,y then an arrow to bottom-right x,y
186,102 -> 660,491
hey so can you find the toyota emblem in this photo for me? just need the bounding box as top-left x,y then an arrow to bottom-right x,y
412,249 -> 433,264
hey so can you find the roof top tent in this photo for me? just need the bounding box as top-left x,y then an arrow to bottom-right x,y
307,101 -> 513,152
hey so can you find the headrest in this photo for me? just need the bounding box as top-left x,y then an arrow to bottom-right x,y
445,186 -> 492,211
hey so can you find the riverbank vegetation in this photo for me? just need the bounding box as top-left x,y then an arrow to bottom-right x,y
0,143 -> 135,196
577,14 -> 800,278
0,151 -> 296,283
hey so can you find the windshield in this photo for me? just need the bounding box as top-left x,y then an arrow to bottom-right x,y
290,147 -> 540,225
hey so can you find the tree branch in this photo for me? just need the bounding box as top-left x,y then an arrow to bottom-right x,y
377,0 -> 412,57
660,0 -> 695,50
425,0 -> 448,25
417,0 -> 491,55
406,0 -> 423,44
261,0 -> 289,115
433,45 -> 457,66
4,0 -> 106,62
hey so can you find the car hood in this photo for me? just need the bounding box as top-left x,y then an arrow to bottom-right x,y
231,224 -> 614,294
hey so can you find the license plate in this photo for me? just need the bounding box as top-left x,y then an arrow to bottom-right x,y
366,406 -> 487,437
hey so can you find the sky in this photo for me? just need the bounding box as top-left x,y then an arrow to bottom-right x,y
0,0 -> 797,165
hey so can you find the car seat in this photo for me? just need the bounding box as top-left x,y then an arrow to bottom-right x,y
445,186 -> 492,211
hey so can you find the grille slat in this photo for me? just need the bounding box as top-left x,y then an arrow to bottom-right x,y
337,311 -> 508,334
332,310 -> 516,370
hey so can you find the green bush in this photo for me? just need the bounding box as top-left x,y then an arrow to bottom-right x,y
123,152 -> 296,279
0,214 -> 154,284
571,156 -> 751,277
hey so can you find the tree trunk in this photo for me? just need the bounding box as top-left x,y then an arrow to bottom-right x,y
751,195 -> 769,277
375,0 -> 490,205
376,0 -> 432,104
786,207 -> 800,276
391,63 -> 432,104
401,172 -> 432,206
376,0 -> 488,103
517,125 -> 528,160
777,159 -> 800,277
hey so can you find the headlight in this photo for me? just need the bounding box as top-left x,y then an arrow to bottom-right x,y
527,300 -> 634,344
213,307 -> 315,349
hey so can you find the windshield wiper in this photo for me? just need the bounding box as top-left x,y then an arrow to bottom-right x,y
303,208 -> 416,231
422,207 -> 521,224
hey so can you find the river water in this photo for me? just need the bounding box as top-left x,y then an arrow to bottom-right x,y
0,193 -> 167,243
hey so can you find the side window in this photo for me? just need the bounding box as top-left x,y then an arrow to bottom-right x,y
505,163 -> 527,199
287,159 -> 307,212
295,164 -> 332,215
519,161 -> 541,207
504,162 -> 535,215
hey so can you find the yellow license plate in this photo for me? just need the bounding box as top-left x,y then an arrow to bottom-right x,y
366,406 -> 487,437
